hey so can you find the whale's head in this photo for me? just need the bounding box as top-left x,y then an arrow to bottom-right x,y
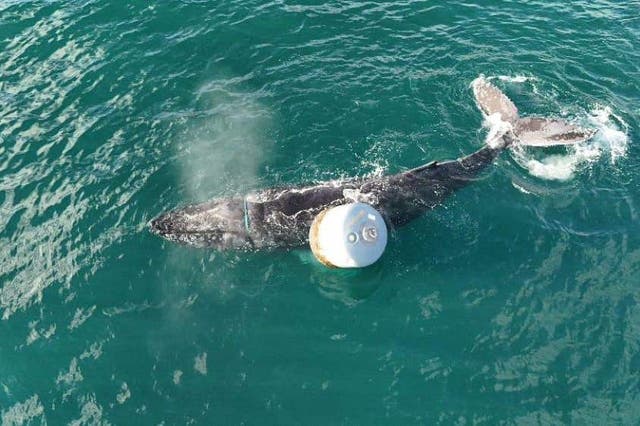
150,198 -> 253,249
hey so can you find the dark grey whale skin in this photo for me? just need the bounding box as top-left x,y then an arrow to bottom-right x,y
149,143 -> 503,250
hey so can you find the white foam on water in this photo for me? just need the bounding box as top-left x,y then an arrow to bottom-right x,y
489,73 -> 544,98
496,75 -> 537,83
483,113 -> 514,148
509,105 -> 629,181
194,352 -> 208,375
512,181 -> 534,195
589,106 -> 629,163
1,395 -> 45,425
518,149 -> 594,181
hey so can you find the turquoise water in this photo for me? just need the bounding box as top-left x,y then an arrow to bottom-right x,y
1,0 -> 639,423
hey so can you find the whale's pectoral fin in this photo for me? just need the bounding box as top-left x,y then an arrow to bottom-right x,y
514,117 -> 597,147
472,76 -> 519,124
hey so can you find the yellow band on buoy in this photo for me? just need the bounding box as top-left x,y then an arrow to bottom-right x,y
309,208 -> 334,267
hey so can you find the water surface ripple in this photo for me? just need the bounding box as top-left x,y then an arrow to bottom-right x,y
0,0 -> 638,423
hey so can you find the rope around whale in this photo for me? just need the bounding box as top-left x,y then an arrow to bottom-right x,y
243,196 -> 251,232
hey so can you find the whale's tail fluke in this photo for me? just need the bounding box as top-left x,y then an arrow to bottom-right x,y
472,76 -> 596,147
512,116 -> 597,147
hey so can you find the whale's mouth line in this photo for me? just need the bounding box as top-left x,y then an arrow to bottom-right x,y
150,228 -> 232,239
150,222 -> 246,237
152,229 -> 219,235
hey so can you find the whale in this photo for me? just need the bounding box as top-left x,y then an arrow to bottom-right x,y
150,77 -> 596,250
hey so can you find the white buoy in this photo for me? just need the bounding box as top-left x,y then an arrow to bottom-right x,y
309,203 -> 388,268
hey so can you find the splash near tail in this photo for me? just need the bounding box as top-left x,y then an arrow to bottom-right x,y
472,76 -> 597,148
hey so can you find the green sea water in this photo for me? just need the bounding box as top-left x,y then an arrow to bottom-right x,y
1,0 -> 639,424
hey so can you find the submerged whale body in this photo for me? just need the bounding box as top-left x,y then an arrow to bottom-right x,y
150,77 -> 596,250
